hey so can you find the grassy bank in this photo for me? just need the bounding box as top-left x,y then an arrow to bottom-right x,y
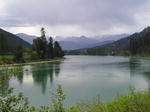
69,88 -> 150,112
0,55 -> 65,65
13,57 -> 65,66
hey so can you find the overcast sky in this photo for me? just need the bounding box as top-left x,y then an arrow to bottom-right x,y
0,0 -> 150,37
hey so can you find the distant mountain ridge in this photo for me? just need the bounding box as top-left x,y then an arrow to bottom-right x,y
56,34 -> 128,50
16,33 -> 37,44
66,26 -> 150,55
16,33 -> 129,50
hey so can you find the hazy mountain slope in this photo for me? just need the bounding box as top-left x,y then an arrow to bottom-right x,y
59,41 -> 84,50
16,33 -> 37,44
57,34 -> 127,50
59,40 -> 113,50
97,34 -> 129,42
0,28 -> 31,49
84,40 -> 114,48
15,33 -> 128,50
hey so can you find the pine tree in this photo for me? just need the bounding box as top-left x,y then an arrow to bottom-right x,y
48,37 -> 54,58
53,41 -> 64,57
40,27 -> 48,58
14,45 -> 24,63
0,33 -> 7,55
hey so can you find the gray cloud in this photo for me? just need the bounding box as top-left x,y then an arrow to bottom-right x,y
1,0 -> 150,36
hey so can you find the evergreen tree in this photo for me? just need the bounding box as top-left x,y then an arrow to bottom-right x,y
32,38 -> 43,58
40,27 -> 48,58
54,41 -> 64,57
0,33 -> 7,55
32,27 -> 64,59
48,37 -> 54,58
32,27 -> 48,59
14,45 -> 24,63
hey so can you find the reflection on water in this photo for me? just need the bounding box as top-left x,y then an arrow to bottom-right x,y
6,56 -> 150,106
129,58 -> 150,89
15,62 -> 62,94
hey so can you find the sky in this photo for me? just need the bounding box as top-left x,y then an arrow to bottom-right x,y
0,0 -> 150,37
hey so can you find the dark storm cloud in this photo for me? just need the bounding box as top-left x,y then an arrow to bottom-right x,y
1,0 -> 150,33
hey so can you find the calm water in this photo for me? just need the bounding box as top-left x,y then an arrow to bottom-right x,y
8,56 -> 150,106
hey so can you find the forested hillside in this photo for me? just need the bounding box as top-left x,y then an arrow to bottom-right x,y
66,27 -> 150,56
130,27 -> 150,56
0,28 -> 31,55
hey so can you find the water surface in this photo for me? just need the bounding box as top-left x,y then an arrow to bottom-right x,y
8,56 -> 150,106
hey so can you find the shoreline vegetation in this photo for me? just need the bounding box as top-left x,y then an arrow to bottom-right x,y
0,57 -> 65,66
1,54 -> 150,66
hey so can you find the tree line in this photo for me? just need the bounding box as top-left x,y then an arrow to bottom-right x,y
130,32 -> 150,56
31,27 -> 64,59
0,27 -> 64,63
0,33 -> 8,55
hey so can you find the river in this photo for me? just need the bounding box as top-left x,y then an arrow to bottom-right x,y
9,56 -> 150,106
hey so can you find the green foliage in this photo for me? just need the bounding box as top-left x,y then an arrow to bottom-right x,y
68,89 -> 150,112
32,37 -> 45,59
130,28 -> 150,56
66,46 -> 106,56
32,28 -> 64,59
0,27 -> 64,64
13,45 -> 24,63
111,50 -> 130,56
50,85 -> 66,112
30,51 -> 38,59
107,90 -> 150,112
86,47 -> 106,55
0,56 -> 14,64
0,66 -> 34,112
54,41 -> 64,57
0,88 -> 33,112
0,32 -> 7,54
48,37 -> 54,58
37,85 -> 66,112
0,28 -> 31,55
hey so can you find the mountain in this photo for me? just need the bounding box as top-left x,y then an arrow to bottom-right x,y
66,27 -> 150,56
16,33 -> 128,50
105,27 -> 150,53
56,34 -> 127,50
0,29 -> 31,52
97,34 -> 129,42
59,41 -> 84,50
55,34 -> 128,42
16,33 -> 37,44
58,36 -> 103,50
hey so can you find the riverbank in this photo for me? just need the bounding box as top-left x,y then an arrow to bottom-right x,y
0,57 -> 65,66
70,89 -> 150,112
